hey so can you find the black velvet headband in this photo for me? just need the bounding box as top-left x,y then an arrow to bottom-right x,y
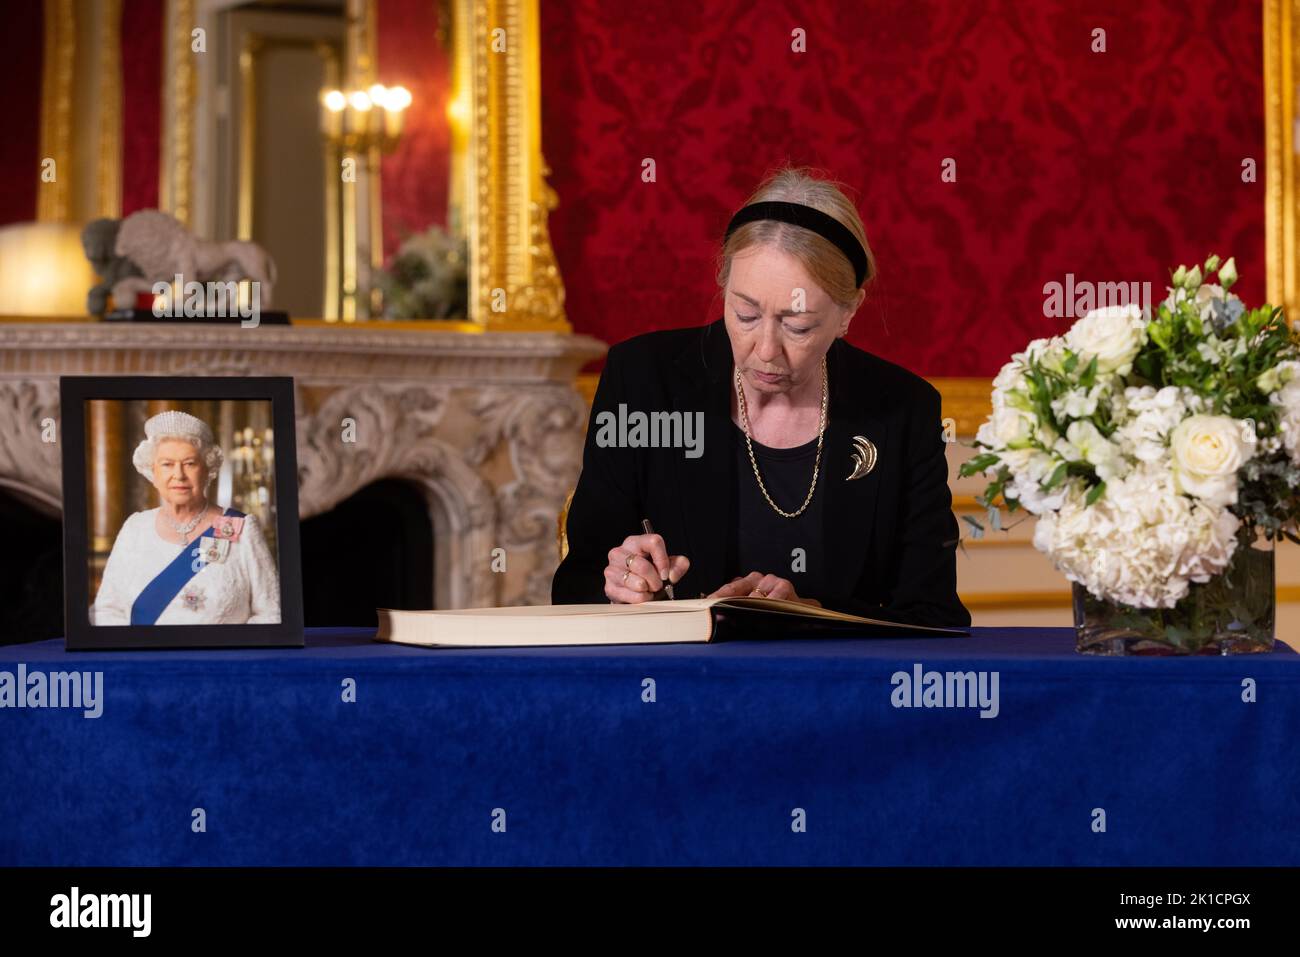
724,200 -> 870,287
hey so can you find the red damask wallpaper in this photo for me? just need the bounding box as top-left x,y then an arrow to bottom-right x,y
539,0 -> 1266,376
377,0 -> 453,257
0,1 -> 43,226
121,0 -> 163,216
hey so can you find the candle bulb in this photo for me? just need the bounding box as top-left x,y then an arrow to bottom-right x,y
320,89 -> 345,139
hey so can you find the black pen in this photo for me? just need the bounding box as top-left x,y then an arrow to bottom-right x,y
640,518 -> 675,600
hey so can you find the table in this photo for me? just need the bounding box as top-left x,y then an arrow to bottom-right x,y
2,627 -> 1297,866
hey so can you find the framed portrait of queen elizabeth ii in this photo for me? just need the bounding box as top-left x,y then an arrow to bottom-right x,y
59,376 -> 304,649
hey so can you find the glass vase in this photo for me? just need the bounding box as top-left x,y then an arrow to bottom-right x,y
1073,527 -> 1276,656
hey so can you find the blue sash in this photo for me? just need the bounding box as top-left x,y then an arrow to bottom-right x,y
130,507 -> 246,625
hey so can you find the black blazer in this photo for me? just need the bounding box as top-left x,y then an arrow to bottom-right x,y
552,317 -> 971,628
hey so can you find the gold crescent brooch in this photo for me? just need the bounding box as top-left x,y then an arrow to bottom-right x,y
847,435 -> 877,480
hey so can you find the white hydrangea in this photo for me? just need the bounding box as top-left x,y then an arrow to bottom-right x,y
1031,464 -> 1240,609
1263,360 -> 1300,466
1112,385 -> 1194,463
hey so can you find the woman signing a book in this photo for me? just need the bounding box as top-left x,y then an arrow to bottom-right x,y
552,166 -> 971,629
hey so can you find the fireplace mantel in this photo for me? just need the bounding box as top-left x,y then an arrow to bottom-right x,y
0,320 -> 606,610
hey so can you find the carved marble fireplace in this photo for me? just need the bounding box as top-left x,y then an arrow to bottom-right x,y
0,321 -> 605,611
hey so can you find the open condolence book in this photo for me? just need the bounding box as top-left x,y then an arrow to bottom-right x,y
375,596 -> 967,648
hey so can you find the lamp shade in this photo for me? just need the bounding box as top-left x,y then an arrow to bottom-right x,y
0,221 -> 99,317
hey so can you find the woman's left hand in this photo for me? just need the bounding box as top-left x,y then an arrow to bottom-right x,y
706,571 -> 821,607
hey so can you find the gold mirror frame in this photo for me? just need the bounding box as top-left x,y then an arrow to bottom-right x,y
160,0 -> 567,332
1266,0 -> 1300,324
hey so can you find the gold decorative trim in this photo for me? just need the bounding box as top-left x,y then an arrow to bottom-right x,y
321,47 -> 342,320
364,0 -> 384,317
97,0 -> 123,219
966,585 -> 1300,610
575,371 -> 599,405
930,376 -> 992,436
38,0 -> 75,223
237,36 -> 259,241
960,591 -> 1072,609
467,0 -> 568,331
1265,0 -> 1297,321
292,317 -> 483,333
161,0 -> 196,226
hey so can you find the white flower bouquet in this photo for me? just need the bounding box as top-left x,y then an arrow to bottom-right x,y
963,256 -> 1297,654
375,224 -> 468,320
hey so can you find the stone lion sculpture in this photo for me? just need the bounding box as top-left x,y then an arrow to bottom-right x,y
109,209 -> 277,310
81,218 -> 144,316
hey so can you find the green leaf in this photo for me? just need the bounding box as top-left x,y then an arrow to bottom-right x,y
1085,481 -> 1106,506
1043,462 -> 1069,489
959,453 -> 1000,477
1079,355 -> 1098,389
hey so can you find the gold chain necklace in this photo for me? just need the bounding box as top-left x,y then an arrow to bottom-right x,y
734,355 -> 828,519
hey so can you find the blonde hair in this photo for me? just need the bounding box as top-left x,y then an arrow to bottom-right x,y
716,165 -> 875,312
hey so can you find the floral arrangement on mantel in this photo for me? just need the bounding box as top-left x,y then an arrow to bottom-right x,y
375,224 -> 469,320
961,256 -> 1300,654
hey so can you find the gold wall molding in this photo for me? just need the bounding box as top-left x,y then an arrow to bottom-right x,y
961,591 -> 1071,609
97,0 -> 123,219
1265,0 -> 1298,321
965,585 -> 1300,610
161,0 -> 196,226
38,0 -> 76,223
465,0 -> 568,331
930,376 -> 992,436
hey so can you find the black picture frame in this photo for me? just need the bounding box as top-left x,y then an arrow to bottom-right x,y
60,376 -> 304,650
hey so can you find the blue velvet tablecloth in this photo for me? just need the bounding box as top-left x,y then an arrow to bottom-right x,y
1,626 -> 1297,866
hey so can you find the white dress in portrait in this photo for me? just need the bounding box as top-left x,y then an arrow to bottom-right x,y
90,509 -> 281,625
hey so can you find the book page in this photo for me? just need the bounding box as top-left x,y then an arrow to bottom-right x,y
378,601 -> 710,618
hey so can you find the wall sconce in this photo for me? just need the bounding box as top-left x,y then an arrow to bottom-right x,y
319,84 -> 412,319
320,83 -> 411,151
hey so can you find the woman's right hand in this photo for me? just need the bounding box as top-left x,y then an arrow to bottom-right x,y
605,533 -> 690,603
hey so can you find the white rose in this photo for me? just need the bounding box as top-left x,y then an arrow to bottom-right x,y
976,407 -> 1036,451
1065,304 -> 1147,376
1169,414 -> 1256,507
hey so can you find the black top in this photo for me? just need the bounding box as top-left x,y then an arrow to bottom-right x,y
551,317 -> 970,629
731,423 -> 828,599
